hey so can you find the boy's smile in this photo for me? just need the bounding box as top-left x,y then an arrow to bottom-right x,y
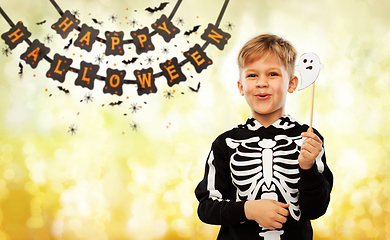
256,93 -> 271,100
238,52 -> 298,127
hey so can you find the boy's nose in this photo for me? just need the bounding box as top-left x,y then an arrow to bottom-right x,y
256,77 -> 268,88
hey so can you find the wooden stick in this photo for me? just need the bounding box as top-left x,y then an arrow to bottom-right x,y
309,81 -> 315,133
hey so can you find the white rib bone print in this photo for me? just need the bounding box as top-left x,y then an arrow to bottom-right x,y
226,134 -> 305,239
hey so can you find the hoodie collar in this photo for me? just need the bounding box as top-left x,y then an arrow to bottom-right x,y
238,115 -> 301,131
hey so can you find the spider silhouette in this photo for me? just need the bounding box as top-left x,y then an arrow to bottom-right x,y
129,18 -> 138,28
84,92 -> 93,103
108,14 -> 118,23
130,121 -> 139,131
71,9 -> 81,18
130,103 -> 140,113
225,22 -> 234,30
176,17 -> 184,26
95,54 -> 105,65
161,46 -> 169,54
43,34 -> 53,43
68,124 -> 78,135
145,55 -> 154,65
164,90 -> 174,99
2,46 -> 11,57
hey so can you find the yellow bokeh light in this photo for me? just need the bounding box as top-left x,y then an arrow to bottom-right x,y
1,0 -> 390,239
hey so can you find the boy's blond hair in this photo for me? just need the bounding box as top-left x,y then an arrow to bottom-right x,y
237,34 -> 297,78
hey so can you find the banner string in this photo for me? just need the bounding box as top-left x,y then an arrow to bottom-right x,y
0,7 -> 15,27
215,0 -> 229,28
48,0 -> 64,16
201,0 -> 229,50
1,0 -> 230,92
168,0 -> 183,20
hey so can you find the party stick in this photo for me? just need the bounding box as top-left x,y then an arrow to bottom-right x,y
309,81 -> 315,132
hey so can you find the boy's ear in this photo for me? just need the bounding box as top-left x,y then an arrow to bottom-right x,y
288,76 -> 298,93
237,80 -> 244,96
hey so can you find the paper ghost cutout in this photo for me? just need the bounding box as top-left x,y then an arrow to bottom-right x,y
295,52 -> 324,90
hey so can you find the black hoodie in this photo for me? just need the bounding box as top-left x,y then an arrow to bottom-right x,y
195,115 -> 333,240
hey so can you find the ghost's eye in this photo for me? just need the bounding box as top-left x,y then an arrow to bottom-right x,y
303,59 -> 307,63
310,60 -> 313,63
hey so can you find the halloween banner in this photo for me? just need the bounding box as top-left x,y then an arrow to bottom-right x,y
0,0 -> 231,97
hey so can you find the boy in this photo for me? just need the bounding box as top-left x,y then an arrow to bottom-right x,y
195,34 -> 333,240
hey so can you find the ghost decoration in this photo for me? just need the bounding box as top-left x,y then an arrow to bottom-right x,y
295,52 -> 324,90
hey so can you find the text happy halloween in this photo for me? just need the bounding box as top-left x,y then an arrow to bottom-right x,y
1,10 -> 230,96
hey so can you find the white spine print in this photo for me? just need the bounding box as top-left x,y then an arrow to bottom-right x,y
226,134 -> 304,239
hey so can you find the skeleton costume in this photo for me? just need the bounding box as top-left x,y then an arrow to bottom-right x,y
195,115 -> 333,240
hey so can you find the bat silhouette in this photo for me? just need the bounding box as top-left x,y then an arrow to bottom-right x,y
122,58 -> 138,65
18,62 -> 23,75
184,25 -> 200,36
189,82 -> 201,92
145,2 -> 169,13
64,38 -> 73,50
109,101 -> 123,106
36,20 -> 46,25
58,86 -> 70,94
92,18 -> 103,25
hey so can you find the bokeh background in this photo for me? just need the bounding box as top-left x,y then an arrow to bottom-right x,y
1,0 -> 390,239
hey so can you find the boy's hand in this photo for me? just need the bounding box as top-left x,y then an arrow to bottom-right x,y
244,199 -> 289,230
298,131 -> 323,170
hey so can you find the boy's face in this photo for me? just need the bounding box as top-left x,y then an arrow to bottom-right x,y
238,53 -> 298,125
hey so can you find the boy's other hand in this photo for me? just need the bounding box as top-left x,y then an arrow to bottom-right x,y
298,131 -> 323,170
244,199 -> 289,230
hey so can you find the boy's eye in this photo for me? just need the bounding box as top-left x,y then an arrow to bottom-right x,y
247,74 -> 257,78
269,72 -> 278,77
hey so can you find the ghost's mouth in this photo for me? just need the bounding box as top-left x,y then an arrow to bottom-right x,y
306,66 -> 313,70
